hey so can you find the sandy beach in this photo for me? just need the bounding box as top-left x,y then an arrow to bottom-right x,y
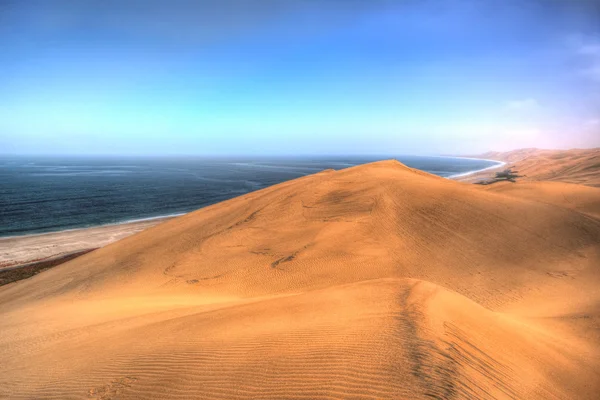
2,148 -> 597,272
455,147 -> 600,186
0,150 -> 599,399
0,159 -> 503,271
0,217 -> 176,270
3,0 -> 599,397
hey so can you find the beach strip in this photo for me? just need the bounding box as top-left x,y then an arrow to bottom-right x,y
0,216 -> 178,270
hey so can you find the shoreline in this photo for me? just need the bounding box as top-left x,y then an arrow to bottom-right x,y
447,158 -> 506,178
0,212 -> 187,241
0,216 -> 179,270
0,158 -> 502,270
2,158 -> 501,241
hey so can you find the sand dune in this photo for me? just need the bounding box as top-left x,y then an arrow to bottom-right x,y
481,180 -> 600,220
1,160 -> 599,399
475,148 -> 600,187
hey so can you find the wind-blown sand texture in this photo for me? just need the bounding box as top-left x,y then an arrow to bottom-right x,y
1,160 -> 599,399
460,148 -> 600,187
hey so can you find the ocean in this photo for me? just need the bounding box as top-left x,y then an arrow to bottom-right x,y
0,155 -> 500,237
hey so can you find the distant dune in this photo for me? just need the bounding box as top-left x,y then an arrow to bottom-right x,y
1,157 -> 599,399
476,147 -> 600,187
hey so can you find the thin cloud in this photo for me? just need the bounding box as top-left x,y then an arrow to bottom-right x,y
570,36 -> 600,83
506,98 -> 539,110
584,118 -> 600,126
581,42 -> 600,82
577,43 -> 600,56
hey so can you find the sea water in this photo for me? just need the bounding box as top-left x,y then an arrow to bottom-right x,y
0,155 -> 500,237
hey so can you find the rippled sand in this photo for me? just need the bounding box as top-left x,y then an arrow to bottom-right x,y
1,159 -> 599,399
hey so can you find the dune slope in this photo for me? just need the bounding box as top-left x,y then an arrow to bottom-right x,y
1,160 -> 599,399
479,148 -> 600,187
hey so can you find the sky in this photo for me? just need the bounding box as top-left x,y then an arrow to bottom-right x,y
1,0 -> 599,156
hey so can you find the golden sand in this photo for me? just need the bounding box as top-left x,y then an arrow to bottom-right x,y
1,158 -> 599,399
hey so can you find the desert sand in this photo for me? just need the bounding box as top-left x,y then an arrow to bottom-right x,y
458,147 -> 600,187
1,158 -> 599,399
6,148 -> 596,270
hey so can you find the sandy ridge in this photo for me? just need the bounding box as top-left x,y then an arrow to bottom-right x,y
0,156 -> 599,399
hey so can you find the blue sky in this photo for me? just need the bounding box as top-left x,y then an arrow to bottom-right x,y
1,0 -> 599,155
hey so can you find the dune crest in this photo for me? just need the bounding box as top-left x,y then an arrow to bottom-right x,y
1,160 -> 599,399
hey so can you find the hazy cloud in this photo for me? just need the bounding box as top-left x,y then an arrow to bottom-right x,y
506,98 -> 539,110
570,35 -> 600,83
578,43 -> 600,56
584,118 -> 600,126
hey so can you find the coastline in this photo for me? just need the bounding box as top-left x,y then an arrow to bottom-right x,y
0,215 -> 178,270
449,157 -> 508,183
0,158 -> 502,271
447,158 -> 506,178
0,212 -> 187,240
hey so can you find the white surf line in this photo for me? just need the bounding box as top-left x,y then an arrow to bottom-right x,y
118,213 -> 188,224
444,157 -> 507,179
0,212 -> 187,240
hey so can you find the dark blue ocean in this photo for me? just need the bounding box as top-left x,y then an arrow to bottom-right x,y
0,156 -> 499,237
